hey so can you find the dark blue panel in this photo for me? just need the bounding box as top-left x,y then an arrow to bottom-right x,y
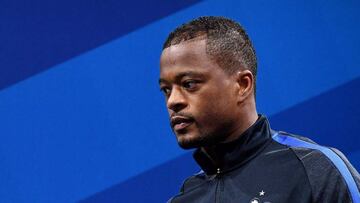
0,0 -> 201,90
269,77 -> 360,158
80,153 -> 198,203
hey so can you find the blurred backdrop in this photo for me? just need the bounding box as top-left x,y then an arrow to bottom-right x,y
1,0 -> 359,202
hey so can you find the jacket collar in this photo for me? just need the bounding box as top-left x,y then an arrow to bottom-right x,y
193,115 -> 272,175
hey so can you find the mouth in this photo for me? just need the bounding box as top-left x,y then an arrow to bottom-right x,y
171,116 -> 194,132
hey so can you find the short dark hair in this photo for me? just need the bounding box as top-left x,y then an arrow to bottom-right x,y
163,16 -> 257,83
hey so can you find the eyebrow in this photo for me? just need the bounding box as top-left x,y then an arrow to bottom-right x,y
159,71 -> 204,84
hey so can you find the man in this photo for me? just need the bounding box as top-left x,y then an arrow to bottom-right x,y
159,16 -> 360,203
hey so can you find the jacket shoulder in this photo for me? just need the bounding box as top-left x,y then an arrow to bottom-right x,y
272,131 -> 360,202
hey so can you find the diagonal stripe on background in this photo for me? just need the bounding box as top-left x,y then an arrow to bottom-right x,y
0,0 -> 202,91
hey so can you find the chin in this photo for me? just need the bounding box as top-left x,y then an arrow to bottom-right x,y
176,129 -> 226,149
176,134 -> 203,149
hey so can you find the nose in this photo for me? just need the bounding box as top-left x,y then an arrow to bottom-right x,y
167,87 -> 187,112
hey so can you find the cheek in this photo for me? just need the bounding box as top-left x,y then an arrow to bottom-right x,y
193,95 -> 234,124
198,87 -> 237,119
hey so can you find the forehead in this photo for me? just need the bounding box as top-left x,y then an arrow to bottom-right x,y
160,39 -> 220,78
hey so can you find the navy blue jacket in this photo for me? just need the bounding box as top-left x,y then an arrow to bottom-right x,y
168,115 -> 360,203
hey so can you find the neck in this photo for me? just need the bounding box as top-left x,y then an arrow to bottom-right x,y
223,97 -> 258,143
223,110 -> 258,143
202,99 -> 258,155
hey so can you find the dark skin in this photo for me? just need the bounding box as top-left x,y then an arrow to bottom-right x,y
159,38 -> 258,153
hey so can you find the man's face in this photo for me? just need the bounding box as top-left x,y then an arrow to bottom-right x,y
159,39 -> 240,149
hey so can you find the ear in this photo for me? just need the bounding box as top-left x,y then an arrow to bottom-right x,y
235,70 -> 254,103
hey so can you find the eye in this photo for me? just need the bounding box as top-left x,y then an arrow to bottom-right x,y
182,80 -> 198,90
160,86 -> 171,97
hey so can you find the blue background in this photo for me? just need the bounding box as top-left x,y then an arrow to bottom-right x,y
0,0 -> 359,202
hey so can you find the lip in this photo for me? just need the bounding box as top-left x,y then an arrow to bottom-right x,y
174,121 -> 193,131
171,116 -> 194,131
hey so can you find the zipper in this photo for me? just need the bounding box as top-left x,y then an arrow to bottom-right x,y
215,168 -> 222,203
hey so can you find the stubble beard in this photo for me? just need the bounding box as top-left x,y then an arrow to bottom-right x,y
176,124 -> 231,149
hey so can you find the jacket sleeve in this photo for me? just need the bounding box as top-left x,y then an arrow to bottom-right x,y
329,148 -> 360,202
